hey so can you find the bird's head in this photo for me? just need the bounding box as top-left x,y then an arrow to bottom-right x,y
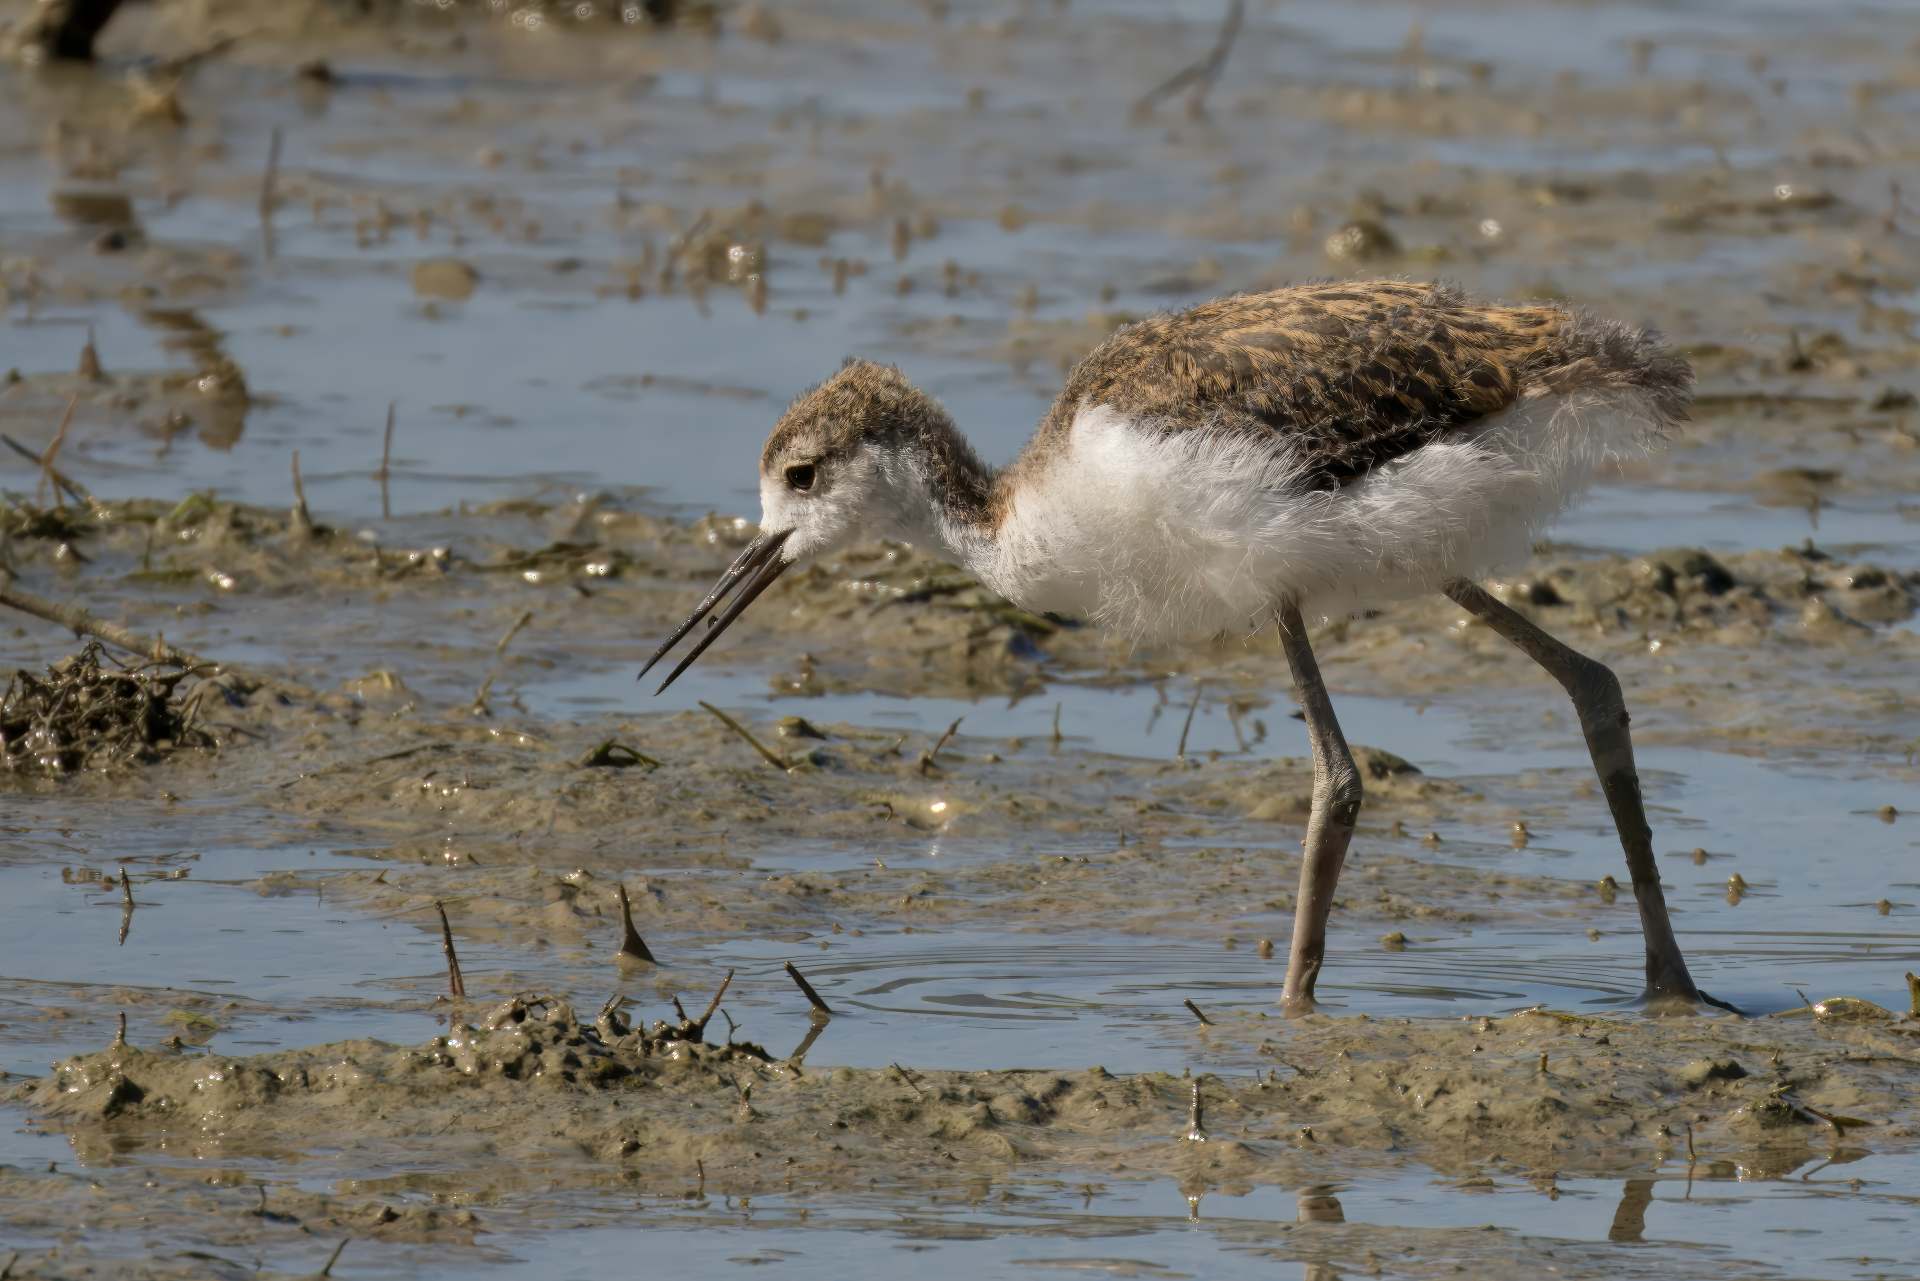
641,359 -> 980,692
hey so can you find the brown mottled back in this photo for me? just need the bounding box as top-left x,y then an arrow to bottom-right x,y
1015,280 -> 1690,493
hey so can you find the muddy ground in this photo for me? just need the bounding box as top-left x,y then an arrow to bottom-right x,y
2,0 -> 1920,1277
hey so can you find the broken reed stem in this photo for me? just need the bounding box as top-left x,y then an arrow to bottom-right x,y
4,428 -> 92,512
494,609 -> 534,656
698,700 -> 790,770
0,580 -> 321,702
694,968 -> 735,1032
38,395 -> 81,509
1183,998 -> 1213,1026
1186,1079 -> 1207,1140
1906,971 -> 1919,1018
118,867 -> 133,907
919,716 -> 962,775
890,1062 -> 925,1098
113,1010 -> 127,1046
1051,702 -> 1063,745
615,883 -> 656,962
472,610 -> 535,714
1132,0 -> 1245,118
1684,1120 -> 1696,1162
319,1238 -> 350,1278
784,960 -> 833,1019
434,900 -> 466,999
377,402 -> 396,519
289,449 -> 314,538
1175,681 -> 1204,760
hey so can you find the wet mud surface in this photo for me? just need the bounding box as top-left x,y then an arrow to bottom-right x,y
3,0 -> 1920,1277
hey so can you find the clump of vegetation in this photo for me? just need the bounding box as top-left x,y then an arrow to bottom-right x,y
0,642 -> 215,775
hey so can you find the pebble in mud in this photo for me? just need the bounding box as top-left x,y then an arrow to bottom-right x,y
412,258 -> 480,300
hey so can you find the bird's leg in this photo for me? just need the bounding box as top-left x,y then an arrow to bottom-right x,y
1276,600 -> 1362,1013
1443,579 -> 1704,1004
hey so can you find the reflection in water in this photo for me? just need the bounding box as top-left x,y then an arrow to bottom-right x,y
1607,1177 -> 1653,1242
1297,1188 -> 1346,1224
137,308 -> 250,450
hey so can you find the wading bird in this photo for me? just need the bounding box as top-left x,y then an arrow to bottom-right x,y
641,280 -> 1711,1011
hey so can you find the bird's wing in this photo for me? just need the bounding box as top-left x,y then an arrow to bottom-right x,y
1053,281 -> 1571,488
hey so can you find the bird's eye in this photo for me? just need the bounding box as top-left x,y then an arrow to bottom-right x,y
785,463 -> 816,493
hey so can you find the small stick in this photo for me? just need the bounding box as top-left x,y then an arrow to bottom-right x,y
2,434 -> 86,506
0,582 -> 317,701
289,450 -> 314,538
784,960 -> 833,1018
319,1238 -> 350,1278
119,867 -> 134,907
113,1011 -> 127,1046
1186,1079 -> 1207,1141
1905,971 -> 1918,1018
890,1062 -> 925,1098
1175,681 -> 1204,759
24,396 -> 83,509
434,900 -> 466,998
919,716 -> 962,775
693,969 -> 735,1034
1183,998 -> 1213,1026
1684,1120 -> 1696,1162
377,402 -> 396,519
698,701 -> 790,770
494,609 -> 534,656
473,610 -> 536,715
1132,0 -> 1245,120
615,884 -> 656,962
1051,702 -> 1063,745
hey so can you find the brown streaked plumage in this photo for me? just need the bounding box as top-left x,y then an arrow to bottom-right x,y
1005,279 -> 1690,501
644,277 -> 1717,1016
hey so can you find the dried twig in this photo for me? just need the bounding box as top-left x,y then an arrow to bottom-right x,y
615,883 -> 656,963
1183,998 -> 1213,1026
1186,1079 -> 1207,1141
377,402 -> 396,519
434,900 -> 466,999
113,1010 -> 126,1046
289,450 -> 314,538
473,609 -> 535,715
1132,0 -> 1245,120
784,960 -> 833,1019
918,716 -> 962,775
0,581 -> 319,702
692,969 -> 734,1037
1906,971 -> 1919,1018
698,701 -> 790,770
119,867 -> 134,908
890,1062 -> 925,1098
2,434 -> 86,508
38,394 -> 81,512
319,1237 -> 350,1278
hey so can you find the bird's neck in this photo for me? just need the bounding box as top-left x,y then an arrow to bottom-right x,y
870,422 -> 1004,577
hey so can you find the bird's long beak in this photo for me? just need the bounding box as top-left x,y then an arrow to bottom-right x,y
639,528 -> 794,694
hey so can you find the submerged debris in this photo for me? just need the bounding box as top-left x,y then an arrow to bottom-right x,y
0,643 -> 216,775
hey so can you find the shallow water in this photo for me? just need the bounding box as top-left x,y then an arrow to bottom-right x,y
3,0 -> 1920,1276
